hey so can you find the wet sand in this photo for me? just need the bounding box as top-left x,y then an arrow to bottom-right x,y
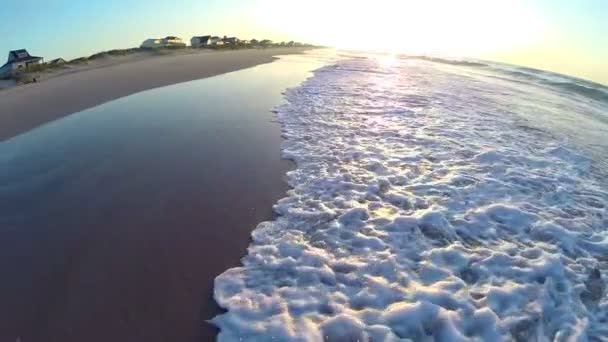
0,158 -> 293,341
0,47 -> 308,141
0,53 -> 322,341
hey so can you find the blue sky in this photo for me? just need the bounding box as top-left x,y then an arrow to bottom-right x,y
1,0 -> 606,84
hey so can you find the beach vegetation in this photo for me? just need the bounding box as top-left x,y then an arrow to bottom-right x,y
5,36 -> 316,83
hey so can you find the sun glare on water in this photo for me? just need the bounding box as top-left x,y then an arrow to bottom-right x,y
376,53 -> 398,68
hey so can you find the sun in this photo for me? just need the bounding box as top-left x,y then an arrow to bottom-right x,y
256,0 -> 547,58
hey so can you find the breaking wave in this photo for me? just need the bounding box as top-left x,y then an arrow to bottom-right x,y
212,56 -> 608,341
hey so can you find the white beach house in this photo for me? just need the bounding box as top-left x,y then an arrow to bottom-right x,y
0,49 -> 43,78
140,36 -> 186,48
191,35 -> 211,48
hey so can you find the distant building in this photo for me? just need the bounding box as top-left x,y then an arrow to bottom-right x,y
250,39 -> 259,46
209,36 -> 224,45
140,36 -> 186,48
0,49 -> 43,78
191,35 -> 211,48
222,37 -> 239,45
163,36 -> 185,46
48,58 -> 66,65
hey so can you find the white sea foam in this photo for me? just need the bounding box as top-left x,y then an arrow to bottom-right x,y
212,56 -> 608,341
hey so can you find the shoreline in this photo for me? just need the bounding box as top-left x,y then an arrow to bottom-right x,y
0,47 -> 310,141
0,53 -> 324,342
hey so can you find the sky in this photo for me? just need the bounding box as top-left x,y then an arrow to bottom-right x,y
1,0 -> 606,84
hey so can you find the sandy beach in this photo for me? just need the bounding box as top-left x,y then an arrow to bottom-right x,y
0,47 -> 308,141
0,50 -> 320,342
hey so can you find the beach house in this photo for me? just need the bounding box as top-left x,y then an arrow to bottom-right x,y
222,37 -> 240,45
191,36 -> 211,48
0,49 -> 43,78
48,58 -> 67,65
140,36 -> 186,48
209,36 -> 224,46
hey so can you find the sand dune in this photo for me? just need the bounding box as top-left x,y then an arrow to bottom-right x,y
0,48 -> 308,141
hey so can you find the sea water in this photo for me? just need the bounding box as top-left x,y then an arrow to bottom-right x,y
213,53 -> 608,340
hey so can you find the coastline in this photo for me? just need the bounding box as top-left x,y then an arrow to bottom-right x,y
0,47 -> 310,141
0,53 -> 324,342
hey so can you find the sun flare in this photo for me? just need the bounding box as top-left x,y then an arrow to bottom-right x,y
257,0 -> 547,58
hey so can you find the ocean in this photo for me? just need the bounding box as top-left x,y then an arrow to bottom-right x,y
212,51 -> 608,340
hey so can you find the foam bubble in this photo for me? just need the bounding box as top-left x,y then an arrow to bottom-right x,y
212,57 -> 607,340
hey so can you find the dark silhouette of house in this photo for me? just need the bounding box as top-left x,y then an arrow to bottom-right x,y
191,35 -> 211,48
222,37 -> 240,45
0,49 -> 43,78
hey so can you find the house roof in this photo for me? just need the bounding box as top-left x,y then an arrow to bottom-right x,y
8,49 -> 42,61
49,58 -> 66,64
2,49 -> 42,69
192,36 -> 211,43
11,49 -> 29,57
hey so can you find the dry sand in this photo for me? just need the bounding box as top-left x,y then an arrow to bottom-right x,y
0,47 -> 308,141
